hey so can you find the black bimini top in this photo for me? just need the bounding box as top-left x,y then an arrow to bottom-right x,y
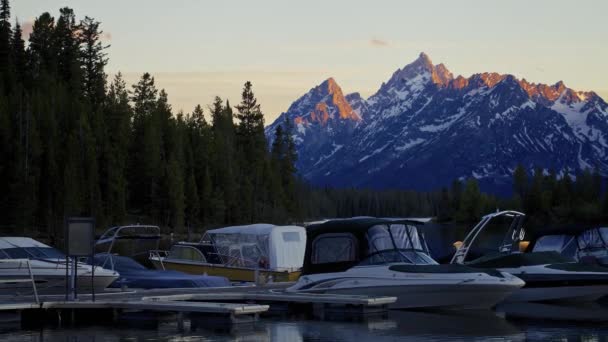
302,217 -> 428,275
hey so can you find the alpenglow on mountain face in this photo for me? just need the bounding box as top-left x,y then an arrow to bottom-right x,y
265,53 -> 608,193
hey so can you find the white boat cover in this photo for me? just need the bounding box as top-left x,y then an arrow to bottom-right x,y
205,224 -> 306,270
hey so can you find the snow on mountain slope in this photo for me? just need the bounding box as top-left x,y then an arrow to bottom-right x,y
265,53 -> 608,193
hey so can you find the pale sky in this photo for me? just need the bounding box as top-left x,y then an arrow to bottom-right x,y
12,0 -> 608,122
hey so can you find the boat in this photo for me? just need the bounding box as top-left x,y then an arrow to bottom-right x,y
529,225 -> 608,265
451,210 -> 608,303
93,224 -> 230,289
0,237 -> 119,296
287,217 -> 524,310
96,224 -> 162,268
149,224 -> 306,282
90,253 -> 230,289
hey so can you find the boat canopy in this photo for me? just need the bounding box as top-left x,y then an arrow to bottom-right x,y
532,227 -> 608,263
204,224 -> 306,271
301,217 -> 434,275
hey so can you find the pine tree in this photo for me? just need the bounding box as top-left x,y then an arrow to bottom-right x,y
11,20 -> 25,82
28,13 -> 56,75
281,117 -> 298,217
210,96 -> 237,223
456,178 -> 482,222
513,164 -> 527,200
129,72 -> 161,218
0,0 -> 11,83
54,7 -> 81,90
527,167 -> 544,216
437,187 -> 451,222
270,124 -> 287,217
102,73 -> 131,223
78,16 -> 108,110
450,179 -> 463,214
234,81 -> 267,222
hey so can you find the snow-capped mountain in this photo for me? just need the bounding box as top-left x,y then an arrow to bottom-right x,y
265,78 -> 363,172
265,53 -> 608,193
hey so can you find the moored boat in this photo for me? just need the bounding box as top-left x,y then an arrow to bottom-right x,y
287,217 -> 524,310
0,237 -> 118,296
451,210 -> 608,303
149,224 -> 306,282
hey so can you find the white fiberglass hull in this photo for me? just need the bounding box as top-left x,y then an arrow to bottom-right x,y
287,264 -> 524,310
0,259 -> 119,296
498,265 -> 608,303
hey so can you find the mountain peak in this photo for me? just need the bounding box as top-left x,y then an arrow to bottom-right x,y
283,77 -> 360,129
380,52 -> 453,92
323,77 -> 341,94
417,51 -> 433,65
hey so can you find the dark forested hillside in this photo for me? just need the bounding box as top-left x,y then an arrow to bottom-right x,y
0,1 -> 606,240
0,2 -> 304,237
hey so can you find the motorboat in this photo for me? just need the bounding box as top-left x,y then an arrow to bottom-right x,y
451,210 -> 608,303
287,217 -> 524,310
90,253 -> 230,289
96,225 -> 162,268
149,224 -> 306,282
92,224 -> 230,289
0,237 -> 118,296
529,225 -> 608,266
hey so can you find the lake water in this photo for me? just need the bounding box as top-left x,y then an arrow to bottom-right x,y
2,302 -> 608,341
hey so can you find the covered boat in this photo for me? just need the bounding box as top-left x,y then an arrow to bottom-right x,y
530,225 -> 608,265
96,225 -> 161,268
451,211 -> 608,303
288,217 -> 524,310
150,224 -> 306,282
0,237 -> 118,296
91,253 -> 229,289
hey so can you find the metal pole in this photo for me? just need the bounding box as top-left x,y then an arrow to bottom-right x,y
26,260 -> 39,304
65,255 -> 69,301
72,258 -> 78,300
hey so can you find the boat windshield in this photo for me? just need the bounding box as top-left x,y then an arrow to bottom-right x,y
577,228 -> 608,251
0,247 -> 66,260
360,224 -> 437,265
532,234 -> 578,259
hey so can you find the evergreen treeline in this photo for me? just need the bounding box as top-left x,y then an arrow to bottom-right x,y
0,2 -> 606,240
0,3 -> 301,237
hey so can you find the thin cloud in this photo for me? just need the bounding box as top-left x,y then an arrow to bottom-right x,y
370,38 -> 389,47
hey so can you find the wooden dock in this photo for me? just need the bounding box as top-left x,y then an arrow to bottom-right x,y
0,285 -> 396,328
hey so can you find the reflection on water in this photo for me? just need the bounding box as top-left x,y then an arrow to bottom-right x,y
2,304 -> 608,341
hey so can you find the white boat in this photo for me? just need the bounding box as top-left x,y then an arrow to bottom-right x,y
451,210 -> 608,303
287,218 -> 524,310
150,224 -> 306,282
0,237 -> 119,296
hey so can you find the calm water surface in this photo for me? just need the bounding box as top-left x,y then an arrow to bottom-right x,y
2,303 -> 608,341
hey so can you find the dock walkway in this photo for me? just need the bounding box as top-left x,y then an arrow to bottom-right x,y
0,284 -> 396,327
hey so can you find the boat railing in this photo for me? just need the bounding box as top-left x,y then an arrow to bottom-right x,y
149,250 -> 169,270
0,259 -> 39,303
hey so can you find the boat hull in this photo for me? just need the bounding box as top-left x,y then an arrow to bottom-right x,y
505,284 -> 608,303
150,259 -> 300,283
496,264 -> 608,303
301,283 -> 520,310
288,264 -> 524,310
0,274 -> 118,296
